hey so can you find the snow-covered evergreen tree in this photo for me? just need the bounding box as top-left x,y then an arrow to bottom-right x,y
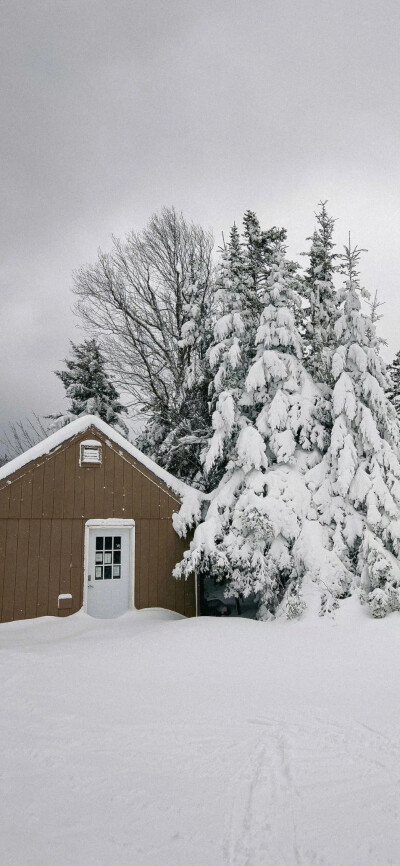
387,349 -> 400,417
175,214 -> 400,621
302,202 -> 338,382
309,239 -> 400,616
204,215 -> 288,485
204,224 -> 257,485
175,235 -> 335,618
50,339 -> 128,434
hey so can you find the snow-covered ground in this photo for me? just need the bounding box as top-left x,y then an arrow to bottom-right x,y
0,604 -> 399,866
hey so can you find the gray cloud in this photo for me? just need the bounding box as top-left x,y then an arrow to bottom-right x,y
1,0 -> 399,439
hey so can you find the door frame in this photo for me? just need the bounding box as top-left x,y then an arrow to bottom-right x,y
83,519 -> 136,614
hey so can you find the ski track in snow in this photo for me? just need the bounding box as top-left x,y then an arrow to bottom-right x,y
224,716 -> 400,866
224,722 -> 308,866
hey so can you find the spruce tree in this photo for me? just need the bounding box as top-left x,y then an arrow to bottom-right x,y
242,211 -> 287,295
204,224 -> 257,484
310,239 -> 400,616
175,235 -> 334,619
387,350 -> 400,417
204,215 -> 288,485
302,201 -> 338,382
51,339 -> 128,434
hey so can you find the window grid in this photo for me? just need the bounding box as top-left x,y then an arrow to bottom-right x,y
95,536 -> 122,580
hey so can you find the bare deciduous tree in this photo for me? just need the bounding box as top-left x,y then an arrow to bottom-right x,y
0,414 -> 50,462
73,207 -> 215,484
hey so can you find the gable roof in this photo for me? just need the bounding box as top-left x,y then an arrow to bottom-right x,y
0,415 -> 202,502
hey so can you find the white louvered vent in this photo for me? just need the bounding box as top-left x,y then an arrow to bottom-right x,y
80,440 -> 102,465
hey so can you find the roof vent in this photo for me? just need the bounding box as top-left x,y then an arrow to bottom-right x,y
80,440 -> 102,465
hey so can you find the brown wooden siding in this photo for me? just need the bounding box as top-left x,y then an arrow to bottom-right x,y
0,427 -> 195,622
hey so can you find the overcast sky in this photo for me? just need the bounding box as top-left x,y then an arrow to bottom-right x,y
1,0 -> 399,441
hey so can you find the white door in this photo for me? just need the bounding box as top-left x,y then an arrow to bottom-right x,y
87,528 -> 131,618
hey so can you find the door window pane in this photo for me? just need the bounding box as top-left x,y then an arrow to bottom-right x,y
93,533 -> 126,583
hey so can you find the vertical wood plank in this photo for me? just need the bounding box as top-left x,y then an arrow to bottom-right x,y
93,461 -> 105,518
63,440 -> 76,518
83,466 -> 95,518
157,518 -> 168,610
59,519 -> 72,597
113,452 -> 125,516
52,451 -> 66,519
159,490 -> 171,519
165,522 -> 177,614
103,447 -> 115,517
70,520 -> 84,613
31,463 -> 45,517
20,474 -> 33,519
0,520 -> 7,620
9,479 -> 22,518
131,464 -> 143,520
148,519 -> 159,607
48,520 -> 62,616
42,458 -> 55,518
2,520 -> 18,622
141,475 -> 151,519
73,464 -> 85,518
122,459 -> 132,519
149,482 -> 160,520
168,497 -> 177,519
25,521 -> 41,620
13,519 -> 30,620
139,519 -> 150,609
36,519 -> 51,618
0,485 -> 10,518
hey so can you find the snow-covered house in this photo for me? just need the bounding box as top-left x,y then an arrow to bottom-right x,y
0,416 -> 199,623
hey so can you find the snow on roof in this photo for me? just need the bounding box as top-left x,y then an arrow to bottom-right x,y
0,415 -> 202,502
